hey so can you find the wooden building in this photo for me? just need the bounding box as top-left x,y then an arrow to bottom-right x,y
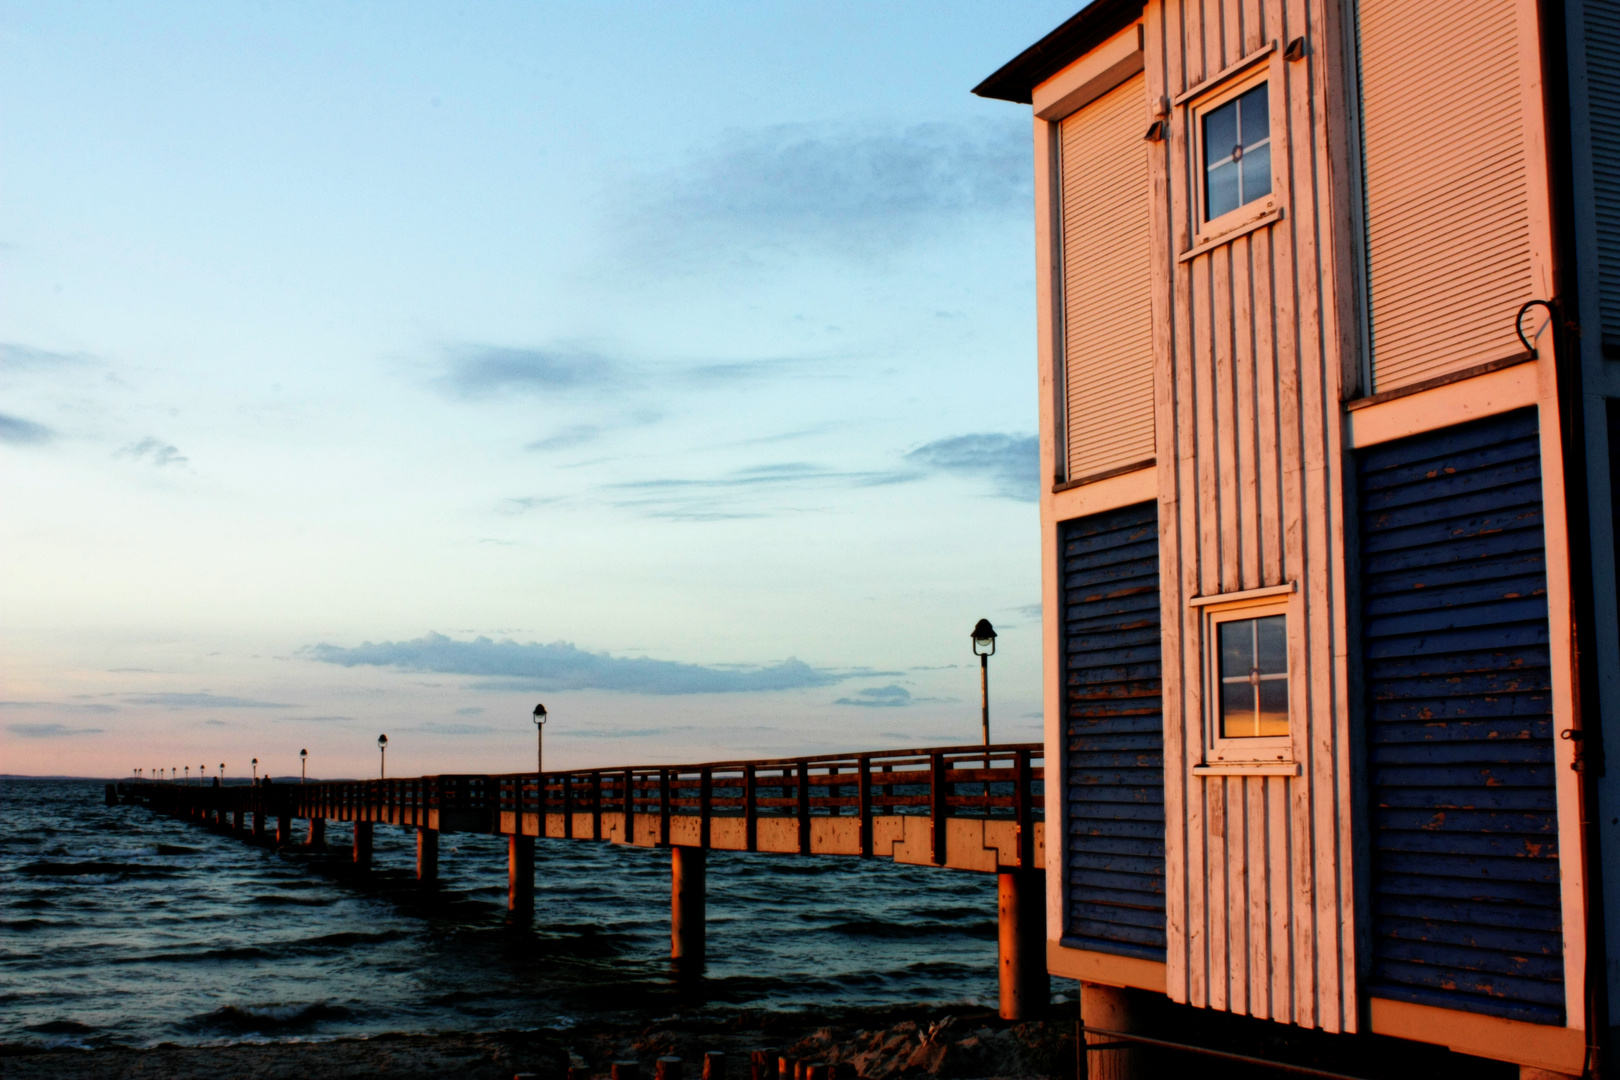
975,1 -> 1620,1075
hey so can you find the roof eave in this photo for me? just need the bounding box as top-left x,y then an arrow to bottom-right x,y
972,0 -> 1146,105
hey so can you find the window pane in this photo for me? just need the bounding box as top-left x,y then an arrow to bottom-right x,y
1257,678 -> 1289,736
1255,615 -> 1287,674
1219,620 -> 1251,679
1241,140 -> 1271,204
1221,680 -> 1257,738
1205,100 -> 1239,163
1239,83 -> 1269,147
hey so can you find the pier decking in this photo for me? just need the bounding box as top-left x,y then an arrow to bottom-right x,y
114,743 -> 1050,1018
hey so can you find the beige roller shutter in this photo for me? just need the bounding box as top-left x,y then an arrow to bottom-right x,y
1059,72 -> 1153,483
1358,1 -> 1535,392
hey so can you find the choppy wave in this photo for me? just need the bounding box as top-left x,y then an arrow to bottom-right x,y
0,777 -> 1024,1049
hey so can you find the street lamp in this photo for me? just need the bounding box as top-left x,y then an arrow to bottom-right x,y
184,765 -> 190,784
300,749 -> 307,784
251,758 -> 258,783
219,763 -> 225,784
532,703 -> 548,775
377,734 -> 388,779
971,618 -> 997,747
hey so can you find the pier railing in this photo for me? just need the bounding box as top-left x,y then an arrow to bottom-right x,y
119,743 -> 1044,871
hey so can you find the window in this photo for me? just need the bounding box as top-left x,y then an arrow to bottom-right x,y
1218,615 -> 1288,737
1202,83 -> 1271,220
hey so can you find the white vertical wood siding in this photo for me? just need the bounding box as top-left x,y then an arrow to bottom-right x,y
1357,0 -> 1536,391
1144,0 -> 1357,1034
1060,73 -> 1155,481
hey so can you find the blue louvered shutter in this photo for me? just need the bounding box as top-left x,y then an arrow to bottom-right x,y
1059,501 -> 1166,959
1358,407 -> 1565,1025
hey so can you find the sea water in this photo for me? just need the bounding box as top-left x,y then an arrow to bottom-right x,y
0,778 -> 1045,1048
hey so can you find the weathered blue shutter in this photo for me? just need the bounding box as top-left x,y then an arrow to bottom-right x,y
1358,407 -> 1564,1025
1060,501 -> 1165,959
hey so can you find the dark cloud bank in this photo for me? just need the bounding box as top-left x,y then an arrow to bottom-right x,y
306,633 -> 842,695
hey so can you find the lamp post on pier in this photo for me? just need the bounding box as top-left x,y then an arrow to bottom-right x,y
184,765 -> 190,785
532,703 -> 548,775
251,758 -> 258,783
300,749 -> 307,784
378,734 -> 388,779
219,763 -> 224,783
971,619 -> 997,746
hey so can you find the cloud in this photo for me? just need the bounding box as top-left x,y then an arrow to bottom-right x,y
441,345 -> 619,397
7,722 -> 105,738
454,706 -> 485,716
413,721 -> 495,736
304,632 -> 844,695
275,715 -> 353,723
0,414 -> 57,445
525,424 -> 608,452
1,700 -> 117,713
0,342 -> 92,370
123,692 -> 293,709
905,433 -> 1038,501
570,726 -> 695,739
834,685 -> 913,708
202,719 -> 228,727
604,460 -> 912,521
642,118 -> 1031,260
118,437 -> 188,468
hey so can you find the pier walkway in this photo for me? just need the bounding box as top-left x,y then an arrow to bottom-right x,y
114,743 -> 1049,1018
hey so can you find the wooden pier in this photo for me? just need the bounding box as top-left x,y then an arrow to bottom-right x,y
116,743 -> 1049,1018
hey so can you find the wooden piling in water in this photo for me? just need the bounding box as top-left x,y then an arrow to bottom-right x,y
417,827 -> 438,883
996,867 -> 1047,1020
611,1061 -> 640,1080
353,820 -> 373,865
307,816 -> 325,848
749,1049 -> 775,1080
655,1056 -> 682,1080
702,1050 -> 725,1080
508,833 -> 534,913
671,845 -> 706,971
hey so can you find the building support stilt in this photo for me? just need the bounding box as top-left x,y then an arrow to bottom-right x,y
997,869 -> 1047,1020
1080,982 -> 1143,1080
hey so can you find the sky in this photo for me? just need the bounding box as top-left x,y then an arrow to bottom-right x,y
0,1 -> 1075,780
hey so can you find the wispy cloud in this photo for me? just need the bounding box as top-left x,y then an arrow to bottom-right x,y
640,118 -> 1031,262
604,460 -> 912,521
123,692 -> 293,709
7,722 -> 105,738
834,685 -> 913,708
118,437 -> 188,468
441,345 -> 620,398
0,342 -> 93,370
304,632 -> 844,695
905,433 -> 1038,501
413,721 -> 495,736
1,700 -> 117,713
0,414 -> 57,445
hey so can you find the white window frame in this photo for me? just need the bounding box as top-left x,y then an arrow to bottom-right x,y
1188,63 -> 1281,249
1201,595 -> 1295,765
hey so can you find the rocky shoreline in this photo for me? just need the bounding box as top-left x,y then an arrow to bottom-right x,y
0,1005 -> 1078,1080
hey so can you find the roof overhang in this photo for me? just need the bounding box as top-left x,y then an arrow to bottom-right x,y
971,0 -> 1146,105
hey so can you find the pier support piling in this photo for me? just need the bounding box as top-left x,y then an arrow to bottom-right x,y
996,869 -> 1047,1020
307,816 -> 325,848
275,814 -> 292,847
231,809 -> 243,833
417,827 -> 438,884
1080,982 -> 1143,1080
671,845 -> 706,972
508,834 -> 534,914
353,820 -> 373,865
252,810 -> 265,843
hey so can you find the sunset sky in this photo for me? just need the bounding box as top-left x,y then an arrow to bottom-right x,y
1,1 -> 1074,779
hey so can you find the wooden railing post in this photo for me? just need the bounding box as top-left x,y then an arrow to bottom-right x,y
858,756 -> 873,857
660,768 -> 672,846
562,773 -> 573,839
591,770 -> 602,840
699,767 -> 712,849
1015,748 -> 1033,869
624,768 -> 636,844
744,764 -> 758,852
796,760 -> 810,855
930,752 -> 947,866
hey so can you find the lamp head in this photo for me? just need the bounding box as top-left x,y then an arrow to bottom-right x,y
377,734 -> 388,750
300,749 -> 307,760
532,703 -> 548,727
971,618 -> 998,657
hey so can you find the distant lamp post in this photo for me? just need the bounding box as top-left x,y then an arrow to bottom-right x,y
300,749 -> 308,784
532,703 -> 548,775
378,734 -> 388,779
971,619 -> 997,747
219,763 -> 225,783
184,765 -> 190,784
251,758 -> 258,783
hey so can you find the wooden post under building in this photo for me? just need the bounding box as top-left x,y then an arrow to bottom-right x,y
672,845 -> 705,971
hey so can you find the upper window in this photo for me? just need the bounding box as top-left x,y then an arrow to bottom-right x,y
1218,614 -> 1288,737
1202,83 -> 1271,220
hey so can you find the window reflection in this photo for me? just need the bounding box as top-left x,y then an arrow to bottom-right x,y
1203,83 -> 1272,220
1218,614 -> 1288,737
